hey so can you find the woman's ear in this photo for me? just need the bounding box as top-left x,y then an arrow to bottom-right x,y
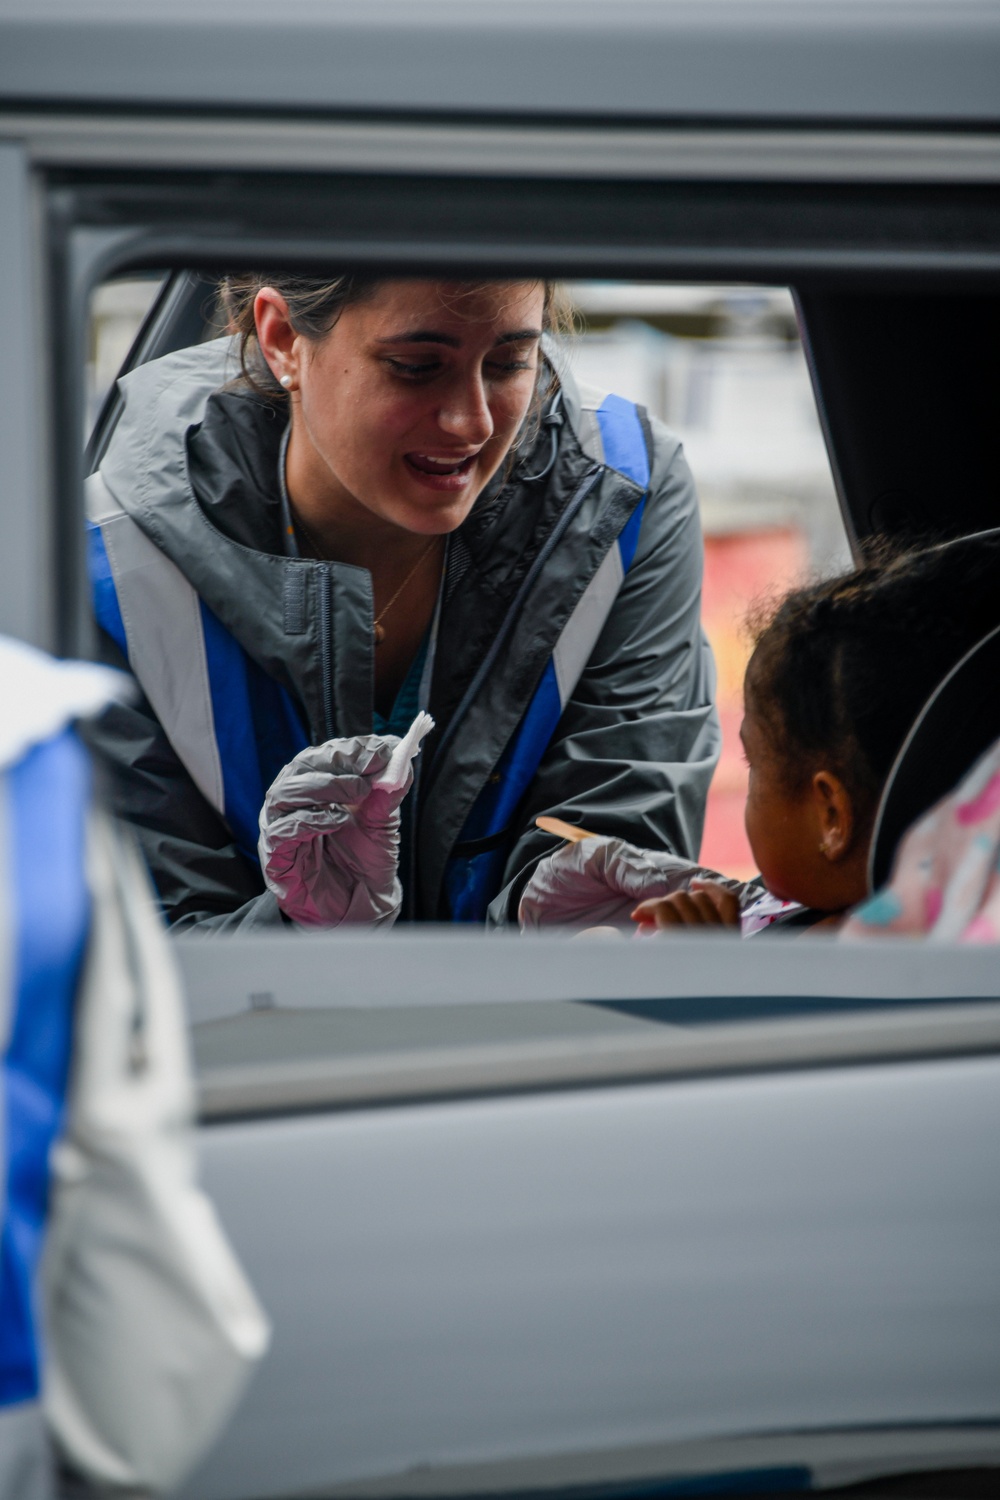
811,769 -> 855,862
253,288 -> 298,390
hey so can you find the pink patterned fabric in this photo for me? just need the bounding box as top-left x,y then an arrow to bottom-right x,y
841,736 -> 1000,943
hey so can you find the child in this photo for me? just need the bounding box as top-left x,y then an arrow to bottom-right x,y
520,534 -> 1000,935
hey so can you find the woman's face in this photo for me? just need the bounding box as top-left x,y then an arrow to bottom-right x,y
272,280 -> 547,536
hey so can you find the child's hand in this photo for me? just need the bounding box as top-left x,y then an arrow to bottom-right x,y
631,879 -> 741,931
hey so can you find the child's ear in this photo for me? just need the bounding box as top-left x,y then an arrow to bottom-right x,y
811,769 -> 855,861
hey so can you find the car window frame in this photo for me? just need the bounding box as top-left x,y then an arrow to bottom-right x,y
4,113 -> 999,1040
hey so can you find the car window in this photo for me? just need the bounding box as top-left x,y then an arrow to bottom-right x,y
86,275 -> 165,435
50,147 -> 997,1055
566,281 -> 850,877
85,273 -> 850,886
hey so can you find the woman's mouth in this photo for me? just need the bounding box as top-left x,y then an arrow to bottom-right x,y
404,451 -> 478,490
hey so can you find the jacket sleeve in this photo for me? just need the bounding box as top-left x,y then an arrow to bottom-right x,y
82,631 -> 286,932
488,424 -> 721,924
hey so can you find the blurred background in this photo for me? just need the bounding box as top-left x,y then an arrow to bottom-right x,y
87,277 -> 848,882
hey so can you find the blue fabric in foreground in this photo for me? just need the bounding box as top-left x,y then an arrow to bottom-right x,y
0,731 -> 90,1405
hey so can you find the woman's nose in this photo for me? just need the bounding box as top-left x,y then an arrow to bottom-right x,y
437,372 -> 494,445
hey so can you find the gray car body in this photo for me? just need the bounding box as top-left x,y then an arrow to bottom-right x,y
0,3 -> 998,1497
178,932 -> 1000,1500
0,0 -> 998,126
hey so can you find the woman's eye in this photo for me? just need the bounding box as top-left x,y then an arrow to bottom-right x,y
382,353 -> 534,381
384,358 -> 442,379
486,359 -> 532,378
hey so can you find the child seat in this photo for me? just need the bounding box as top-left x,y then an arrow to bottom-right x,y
869,619 -> 1000,892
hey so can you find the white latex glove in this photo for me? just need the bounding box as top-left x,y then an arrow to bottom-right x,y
518,835 -> 745,931
258,712 -> 434,928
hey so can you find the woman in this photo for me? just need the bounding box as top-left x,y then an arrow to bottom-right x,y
86,276 -> 719,929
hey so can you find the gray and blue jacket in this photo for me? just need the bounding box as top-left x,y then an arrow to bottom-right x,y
85,337 -> 719,928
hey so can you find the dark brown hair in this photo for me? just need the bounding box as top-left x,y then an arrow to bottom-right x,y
745,532 -> 1000,830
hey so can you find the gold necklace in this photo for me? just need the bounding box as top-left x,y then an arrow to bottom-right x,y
292,507 -> 441,646
372,538 -> 441,645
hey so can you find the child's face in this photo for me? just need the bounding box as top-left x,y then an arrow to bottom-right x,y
741,709 -> 818,904
741,706 -> 870,913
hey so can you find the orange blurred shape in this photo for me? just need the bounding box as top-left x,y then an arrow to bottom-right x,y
699,527 -> 809,881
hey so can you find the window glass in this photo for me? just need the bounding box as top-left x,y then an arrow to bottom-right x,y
86,274 -> 165,436
565,283 -> 849,878
87,275 -> 849,884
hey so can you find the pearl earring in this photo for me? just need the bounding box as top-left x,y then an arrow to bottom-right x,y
280,374 -> 293,389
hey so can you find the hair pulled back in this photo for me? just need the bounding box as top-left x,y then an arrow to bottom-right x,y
746,532 -> 1000,830
219,273 -> 572,398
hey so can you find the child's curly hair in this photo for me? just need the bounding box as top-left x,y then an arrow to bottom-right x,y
745,532 -> 1000,832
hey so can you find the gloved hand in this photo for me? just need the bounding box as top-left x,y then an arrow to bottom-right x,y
518,834 -> 744,930
258,711 -> 434,928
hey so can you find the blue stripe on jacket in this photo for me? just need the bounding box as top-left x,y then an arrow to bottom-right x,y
0,731 -> 90,1405
198,603 -> 309,862
87,521 -> 308,865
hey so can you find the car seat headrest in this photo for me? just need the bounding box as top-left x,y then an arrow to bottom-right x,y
869,619 -> 1000,893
